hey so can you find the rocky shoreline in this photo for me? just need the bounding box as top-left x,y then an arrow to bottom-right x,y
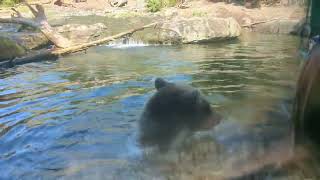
0,1 -> 306,62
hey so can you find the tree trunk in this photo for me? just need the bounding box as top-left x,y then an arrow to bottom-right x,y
0,2 -> 72,48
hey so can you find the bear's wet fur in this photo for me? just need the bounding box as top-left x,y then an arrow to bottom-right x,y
138,78 -> 221,152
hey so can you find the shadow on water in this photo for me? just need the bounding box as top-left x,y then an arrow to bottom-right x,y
0,32 -> 309,179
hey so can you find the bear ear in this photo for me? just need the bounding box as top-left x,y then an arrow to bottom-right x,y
155,78 -> 168,90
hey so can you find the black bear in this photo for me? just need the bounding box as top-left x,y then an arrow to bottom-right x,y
138,78 -> 221,152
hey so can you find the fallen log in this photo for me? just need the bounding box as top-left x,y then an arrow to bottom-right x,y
242,18 -> 280,28
15,0 -> 52,6
0,1 -> 71,48
52,22 -> 157,55
0,2 -> 158,68
53,0 -> 76,7
0,22 -> 158,68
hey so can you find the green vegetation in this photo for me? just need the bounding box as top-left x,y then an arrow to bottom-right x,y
162,0 -> 178,7
192,11 -> 208,17
146,0 -> 177,12
0,0 -> 20,6
146,0 -> 162,12
0,36 -> 26,61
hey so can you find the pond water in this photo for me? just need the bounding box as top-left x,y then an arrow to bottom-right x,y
0,33 -> 302,179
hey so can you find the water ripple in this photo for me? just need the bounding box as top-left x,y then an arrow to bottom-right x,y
0,33 -> 301,179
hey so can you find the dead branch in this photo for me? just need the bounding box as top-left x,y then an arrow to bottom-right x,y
0,22 -> 158,68
53,0 -> 76,8
53,22 -> 157,55
1,2 -> 72,48
242,18 -> 281,28
37,0 -> 52,5
0,2 -> 158,68
11,8 -> 22,18
24,1 -> 39,18
14,0 -> 52,7
0,17 -> 38,28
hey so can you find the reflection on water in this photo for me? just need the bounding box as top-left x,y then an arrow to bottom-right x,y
0,33 -> 303,179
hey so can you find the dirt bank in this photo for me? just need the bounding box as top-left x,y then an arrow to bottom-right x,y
0,0 -> 305,27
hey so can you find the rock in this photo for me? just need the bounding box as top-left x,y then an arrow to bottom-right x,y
54,23 -> 107,44
109,0 -> 128,7
135,0 -> 146,10
250,19 -> 304,34
162,8 -> 179,19
244,0 -> 261,9
2,32 -> 49,50
134,17 -> 241,44
160,17 -> 241,43
133,27 -> 182,44
0,36 -> 26,61
0,23 -> 21,33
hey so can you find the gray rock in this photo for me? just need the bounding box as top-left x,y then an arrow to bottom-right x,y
54,23 -> 108,44
132,27 -> 182,44
162,17 -> 241,43
133,17 -> 241,44
1,32 -> 49,50
135,0 -> 146,10
0,36 -> 26,61
109,0 -> 128,7
249,19 -> 303,35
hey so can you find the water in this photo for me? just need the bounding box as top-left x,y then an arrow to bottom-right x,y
0,33 -> 302,179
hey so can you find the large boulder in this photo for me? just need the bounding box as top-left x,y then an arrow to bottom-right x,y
0,31 -> 50,61
133,17 -> 241,44
132,27 -> 182,44
248,19 -> 303,35
163,17 -> 241,43
6,32 -> 49,50
0,36 -> 26,61
54,23 -> 108,44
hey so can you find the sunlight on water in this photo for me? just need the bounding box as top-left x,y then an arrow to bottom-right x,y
0,32 -> 305,179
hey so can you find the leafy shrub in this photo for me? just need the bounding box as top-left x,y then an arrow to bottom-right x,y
162,0 -> 177,7
146,0 -> 178,12
146,0 -> 162,12
192,11 -> 207,17
0,0 -> 20,6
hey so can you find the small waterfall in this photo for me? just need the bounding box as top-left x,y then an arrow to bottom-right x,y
106,36 -> 149,48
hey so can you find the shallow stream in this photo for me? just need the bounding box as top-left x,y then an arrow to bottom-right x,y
0,32 -> 302,179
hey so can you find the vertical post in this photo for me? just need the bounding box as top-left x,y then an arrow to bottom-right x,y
311,0 -> 320,36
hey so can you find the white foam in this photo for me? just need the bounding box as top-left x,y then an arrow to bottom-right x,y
124,132 -> 143,159
106,38 -> 149,49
